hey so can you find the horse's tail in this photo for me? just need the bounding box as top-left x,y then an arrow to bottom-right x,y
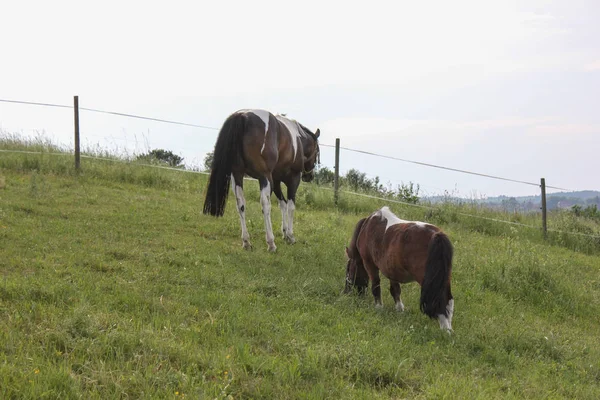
420,231 -> 453,318
203,113 -> 246,217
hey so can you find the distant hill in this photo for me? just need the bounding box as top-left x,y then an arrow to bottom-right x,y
426,190 -> 600,212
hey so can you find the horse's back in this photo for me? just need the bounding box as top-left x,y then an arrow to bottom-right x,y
230,110 -> 301,177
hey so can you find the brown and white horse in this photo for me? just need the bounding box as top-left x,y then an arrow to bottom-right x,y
203,109 -> 320,252
344,206 -> 455,331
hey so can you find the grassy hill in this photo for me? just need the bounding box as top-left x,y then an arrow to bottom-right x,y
1,141 -> 600,398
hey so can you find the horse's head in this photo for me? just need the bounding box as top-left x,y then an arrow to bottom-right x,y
344,246 -> 369,294
301,128 -> 320,182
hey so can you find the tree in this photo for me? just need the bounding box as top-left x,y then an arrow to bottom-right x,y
314,165 -> 335,185
345,169 -> 373,192
395,182 -> 420,204
136,149 -> 184,168
203,151 -> 214,171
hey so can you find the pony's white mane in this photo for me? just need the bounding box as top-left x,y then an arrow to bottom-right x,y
377,206 -> 428,231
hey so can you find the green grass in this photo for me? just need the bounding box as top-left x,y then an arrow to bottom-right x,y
1,138 -> 600,398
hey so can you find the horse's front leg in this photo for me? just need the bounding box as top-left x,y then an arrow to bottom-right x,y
259,178 -> 276,252
363,262 -> 382,308
231,175 -> 251,250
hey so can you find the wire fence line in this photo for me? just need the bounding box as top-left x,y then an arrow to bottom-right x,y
2,148 -> 598,239
321,144 -> 570,191
0,97 -> 576,192
0,98 -> 219,130
319,187 -> 549,230
0,98 -> 72,109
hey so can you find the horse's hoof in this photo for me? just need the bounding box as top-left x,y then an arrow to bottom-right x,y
267,243 -> 277,252
395,303 -> 405,312
375,303 -> 384,310
285,235 -> 296,244
242,241 -> 252,250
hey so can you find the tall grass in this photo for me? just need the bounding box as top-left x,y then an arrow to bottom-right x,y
2,130 -> 598,254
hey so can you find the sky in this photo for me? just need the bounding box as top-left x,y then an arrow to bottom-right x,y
1,0 -> 599,198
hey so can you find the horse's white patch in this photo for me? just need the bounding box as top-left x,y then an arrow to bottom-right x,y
447,298 -> 454,325
275,115 -> 303,160
231,176 -> 250,247
395,299 -> 405,312
438,314 -> 452,331
437,299 -> 454,331
278,199 -> 288,234
247,109 -> 270,134
238,109 -> 270,154
377,206 -> 429,231
378,206 -> 404,231
260,181 -> 276,251
286,199 -> 296,242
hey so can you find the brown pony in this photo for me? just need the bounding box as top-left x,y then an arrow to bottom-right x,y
203,109 -> 320,252
344,206 -> 455,331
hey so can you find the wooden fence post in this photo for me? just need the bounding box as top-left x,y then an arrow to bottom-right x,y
541,177 -> 547,239
334,138 -> 340,205
74,95 -> 80,170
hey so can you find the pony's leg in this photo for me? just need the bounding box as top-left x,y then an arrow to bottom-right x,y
259,177 -> 276,252
231,175 -> 251,249
437,296 -> 454,332
273,181 -> 289,239
362,259 -> 382,307
447,298 -> 454,326
370,270 -> 383,308
438,314 -> 452,331
284,174 -> 302,244
390,281 -> 405,312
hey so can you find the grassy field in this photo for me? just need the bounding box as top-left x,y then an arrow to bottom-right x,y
1,142 -> 600,399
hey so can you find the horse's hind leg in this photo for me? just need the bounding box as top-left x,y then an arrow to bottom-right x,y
390,281 -> 405,312
283,173 -> 302,244
231,175 -> 251,249
259,177 -> 276,252
272,181 -> 289,241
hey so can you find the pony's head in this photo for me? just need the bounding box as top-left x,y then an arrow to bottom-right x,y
300,127 -> 320,182
344,246 -> 369,294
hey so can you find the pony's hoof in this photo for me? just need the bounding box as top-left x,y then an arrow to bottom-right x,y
375,303 -> 384,310
242,241 -> 252,250
267,243 -> 277,252
395,303 -> 405,312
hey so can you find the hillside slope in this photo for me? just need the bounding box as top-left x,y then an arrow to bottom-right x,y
1,154 -> 600,398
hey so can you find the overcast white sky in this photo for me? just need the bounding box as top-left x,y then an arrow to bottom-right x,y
1,0 -> 599,198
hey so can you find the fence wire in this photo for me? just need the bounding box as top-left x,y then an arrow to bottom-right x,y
0,97 -> 578,192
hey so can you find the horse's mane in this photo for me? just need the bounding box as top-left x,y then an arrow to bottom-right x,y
276,113 -> 319,142
297,122 -> 319,141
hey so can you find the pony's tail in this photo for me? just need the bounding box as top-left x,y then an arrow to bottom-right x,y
420,232 -> 453,318
203,113 -> 246,216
